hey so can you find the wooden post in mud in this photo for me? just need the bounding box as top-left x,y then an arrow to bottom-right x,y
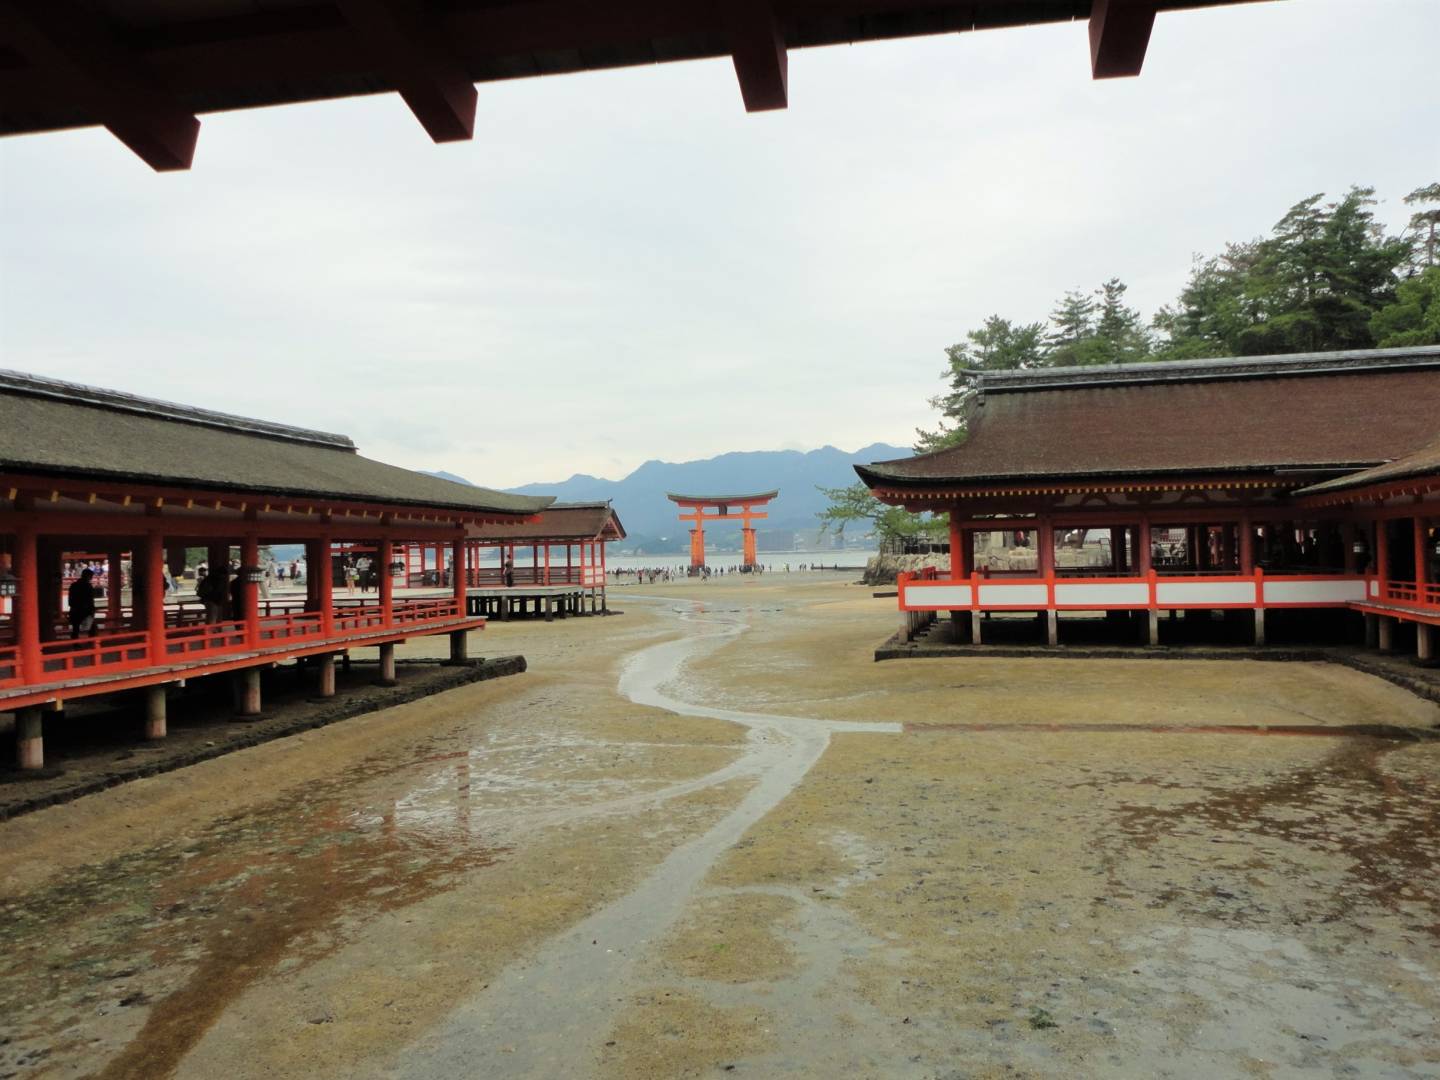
1418,623 -> 1436,662
1377,616 -> 1395,652
377,642 -> 397,686
236,667 -> 261,716
317,653 -> 337,698
144,685 -> 167,739
15,707 -> 43,770
1364,612 -> 1379,648
449,629 -> 468,663
544,595 -> 554,622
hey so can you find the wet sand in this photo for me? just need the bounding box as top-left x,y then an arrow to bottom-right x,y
1,576 -> 1437,1078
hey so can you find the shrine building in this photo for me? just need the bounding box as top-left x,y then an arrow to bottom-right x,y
460,501 -> 625,620
857,347 -> 1440,659
0,370 -> 552,770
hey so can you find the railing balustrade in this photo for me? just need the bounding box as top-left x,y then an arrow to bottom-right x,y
0,643 -> 20,687
40,631 -> 150,676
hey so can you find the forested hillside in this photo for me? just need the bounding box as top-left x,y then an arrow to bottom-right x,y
918,183 -> 1440,450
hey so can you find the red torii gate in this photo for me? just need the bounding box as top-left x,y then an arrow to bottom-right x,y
667,491 -> 778,573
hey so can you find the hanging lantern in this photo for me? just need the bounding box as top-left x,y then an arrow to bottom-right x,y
388,560 -> 406,575
240,565 -> 265,584
0,573 -> 17,598
1351,538 -> 1368,557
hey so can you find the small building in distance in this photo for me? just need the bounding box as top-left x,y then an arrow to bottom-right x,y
856,347 -> 1440,658
460,502 -> 625,620
0,370 -> 551,769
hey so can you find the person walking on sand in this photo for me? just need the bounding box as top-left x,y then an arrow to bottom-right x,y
68,568 -> 97,637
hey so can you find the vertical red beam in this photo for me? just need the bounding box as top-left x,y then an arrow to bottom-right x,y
543,542 -> 551,585
1137,517 -> 1152,575
567,541 -> 573,584
143,530 -> 166,663
107,548 -> 124,627
948,513 -> 962,579
241,534 -> 260,646
317,538 -> 335,637
1414,516 -> 1428,593
1037,517 -> 1055,578
379,538 -> 394,627
1375,520 -> 1389,594
1238,517 -> 1254,574
14,524 -> 40,683
600,537 -> 607,579
452,535 -> 465,616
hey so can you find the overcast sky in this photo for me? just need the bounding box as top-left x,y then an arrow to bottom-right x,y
2,0 -> 1437,490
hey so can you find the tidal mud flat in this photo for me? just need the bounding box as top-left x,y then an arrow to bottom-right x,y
1,577 -> 1437,1078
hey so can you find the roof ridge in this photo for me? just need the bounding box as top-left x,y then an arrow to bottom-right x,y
977,346 -> 1440,394
0,369 -> 356,451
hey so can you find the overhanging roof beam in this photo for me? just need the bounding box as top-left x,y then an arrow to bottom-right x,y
1089,0 -> 1157,79
335,0 -> 477,142
728,1 -> 788,111
0,0 -> 199,170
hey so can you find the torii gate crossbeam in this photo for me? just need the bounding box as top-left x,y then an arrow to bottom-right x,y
667,491 -> 778,572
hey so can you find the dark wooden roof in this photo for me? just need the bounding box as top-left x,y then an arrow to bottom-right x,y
857,347 -> 1440,491
468,502 -> 625,542
1297,434 -> 1440,498
0,369 -> 552,517
0,1 -> 1272,170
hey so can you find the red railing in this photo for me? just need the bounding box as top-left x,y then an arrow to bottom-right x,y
164,620 -> 249,660
258,611 -> 326,644
39,631 -> 150,677
3,597 -> 476,702
392,597 -> 462,625
1383,580 -> 1420,604
334,605 -> 388,633
1373,578 -> 1440,611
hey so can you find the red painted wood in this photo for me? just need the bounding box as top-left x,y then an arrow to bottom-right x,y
1089,0 -> 1158,79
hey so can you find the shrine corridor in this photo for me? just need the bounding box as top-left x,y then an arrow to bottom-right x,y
1,577 -> 1437,1079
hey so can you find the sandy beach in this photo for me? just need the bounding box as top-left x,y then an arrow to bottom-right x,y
1,574 -> 1436,1079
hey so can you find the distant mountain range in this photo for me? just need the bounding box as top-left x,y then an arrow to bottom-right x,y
425,444 -> 911,550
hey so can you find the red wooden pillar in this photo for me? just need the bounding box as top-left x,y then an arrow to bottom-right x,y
1037,517 -> 1055,579
107,549 -> 124,628
379,538 -> 394,625
316,538 -> 335,637
1238,517 -> 1254,574
14,525 -> 41,683
241,534 -> 260,646
1138,517 -> 1152,576
1375,520 -> 1390,593
1415,517 -> 1429,598
567,542 -> 573,584
543,542 -> 551,585
948,513 -> 963,580
452,536 -> 466,617
143,530 -> 167,663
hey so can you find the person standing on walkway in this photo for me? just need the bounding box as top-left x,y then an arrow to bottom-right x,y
68,568 -> 97,637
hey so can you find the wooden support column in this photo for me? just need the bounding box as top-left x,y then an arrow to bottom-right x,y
452,536 -> 466,618
1137,518 -> 1153,576
1341,523 -> 1358,576
1415,516 -> 1429,595
449,630 -> 468,663
1110,527 -> 1126,574
15,707 -> 43,770
1364,613 -> 1379,649
316,538 -> 335,637
144,685 -> 166,739
377,642 -> 397,686
378,538 -> 394,625
235,667 -> 261,716
1375,520 -> 1390,594
317,654 -> 337,698
107,549 -> 124,628
1417,623 -> 1436,663
1377,616 -> 1395,652
949,514 -> 963,579
14,524 -> 41,684
241,534 -> 260,647
143,530 -> 166,663
1238,517 -> 1255,574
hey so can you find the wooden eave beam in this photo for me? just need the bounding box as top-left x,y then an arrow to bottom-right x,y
335,0 -> 476,142
727,1 -> 788,111
1089,0 -> 1158,79
0,0 -> 200,170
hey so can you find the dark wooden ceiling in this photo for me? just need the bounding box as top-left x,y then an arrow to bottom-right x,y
0,1 -> 1271,170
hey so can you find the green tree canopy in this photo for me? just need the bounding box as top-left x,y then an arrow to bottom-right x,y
815,482 -> 947,544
